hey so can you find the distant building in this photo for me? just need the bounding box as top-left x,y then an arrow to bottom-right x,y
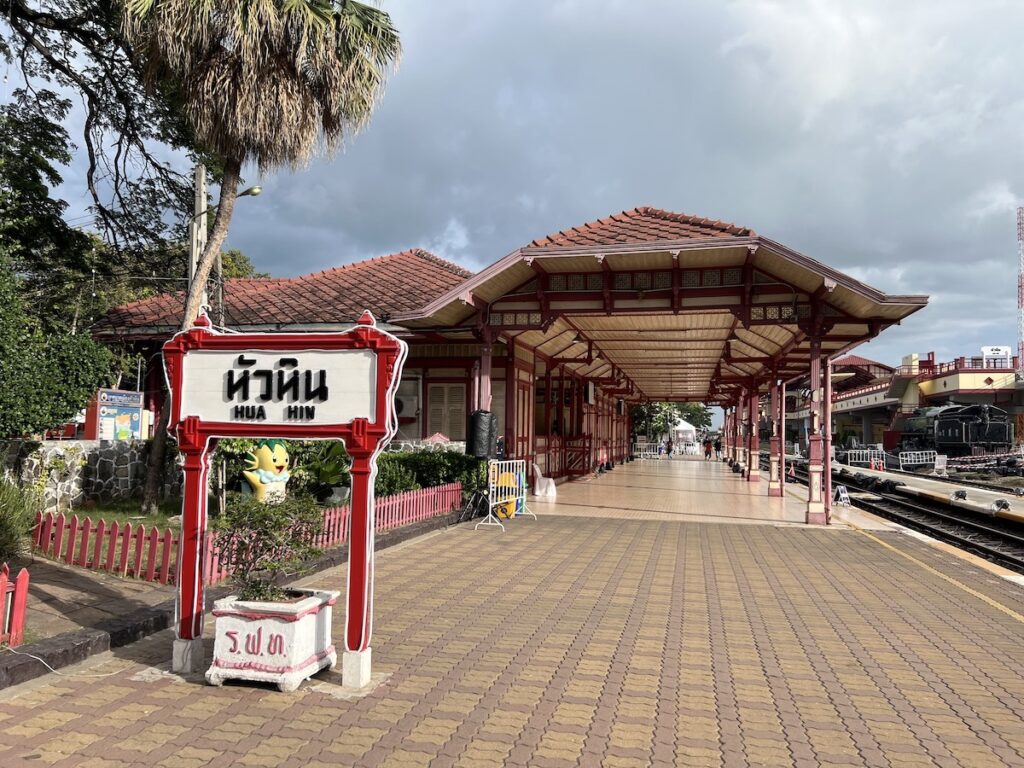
786,349 -> 1021,449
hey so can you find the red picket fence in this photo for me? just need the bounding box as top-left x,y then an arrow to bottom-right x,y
32,482 -> 462,587
204,482 -> 463,585
1,563 -> 30,648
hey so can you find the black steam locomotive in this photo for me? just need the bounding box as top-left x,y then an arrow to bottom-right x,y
899,403 -> 1014,456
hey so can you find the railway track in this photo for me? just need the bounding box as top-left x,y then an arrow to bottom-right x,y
761,457 -> 1024,573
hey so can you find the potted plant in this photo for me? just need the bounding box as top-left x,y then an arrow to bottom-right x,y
205,493 -> 338,692
306,441 -> 351,505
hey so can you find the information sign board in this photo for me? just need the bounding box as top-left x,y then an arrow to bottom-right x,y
162,311 -> 407,678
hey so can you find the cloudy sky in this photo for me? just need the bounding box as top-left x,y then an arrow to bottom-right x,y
50,0 -> 1024,368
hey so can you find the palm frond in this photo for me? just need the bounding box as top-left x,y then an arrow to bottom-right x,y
119,0 -> 401,170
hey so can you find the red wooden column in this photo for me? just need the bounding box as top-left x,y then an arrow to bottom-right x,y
741,393 -> 749,479
767,382 -> 783,496
477,336 -> 493,412
723,407 -> 732,464
172,419 -> 216,672
782,382 -> 790,489
823,357 -> 833,521
806,339 -> 827,524
728,404 -> 739,465
723,408 -> 731,463
747,389 -> 760,482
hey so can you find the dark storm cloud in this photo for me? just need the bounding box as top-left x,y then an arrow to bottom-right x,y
44,0 -> 1024,367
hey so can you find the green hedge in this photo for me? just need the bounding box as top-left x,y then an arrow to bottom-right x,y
375,451 -> 485,497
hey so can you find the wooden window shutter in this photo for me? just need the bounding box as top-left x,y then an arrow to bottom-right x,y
447,384 -> 466,440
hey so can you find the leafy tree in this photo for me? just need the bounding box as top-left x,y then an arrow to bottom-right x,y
1,0 -> 195,249
119,0 -> 401,332
221,249 -> 270,280
631,402 -> 712,439
121,0 -> 401,513
0,258 -> 111,437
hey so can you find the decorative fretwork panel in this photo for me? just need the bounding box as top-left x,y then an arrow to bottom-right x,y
723,268 -> 742,286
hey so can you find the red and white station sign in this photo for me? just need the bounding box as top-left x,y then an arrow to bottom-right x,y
162,310 -> 407,669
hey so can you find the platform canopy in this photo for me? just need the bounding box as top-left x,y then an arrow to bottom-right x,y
396,208 -> 928,404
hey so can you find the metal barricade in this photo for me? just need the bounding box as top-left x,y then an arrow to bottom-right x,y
845,449 -> 886,467
476,459 -> 539,532
632,443 -> 660,461
898,450 -> 937,471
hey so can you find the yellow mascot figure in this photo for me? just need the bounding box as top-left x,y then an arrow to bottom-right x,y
242,439 -> 291,503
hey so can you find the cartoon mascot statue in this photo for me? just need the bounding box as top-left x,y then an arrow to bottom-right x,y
242,439 -> 291,503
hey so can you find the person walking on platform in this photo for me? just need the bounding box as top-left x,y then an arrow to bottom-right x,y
703,439 -> 713,461
714,438 -> 722,460
665,438 -> 674,458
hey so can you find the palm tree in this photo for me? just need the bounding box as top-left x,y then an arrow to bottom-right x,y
119,0 -> 401,512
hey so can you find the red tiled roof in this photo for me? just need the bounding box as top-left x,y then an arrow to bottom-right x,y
93,249 -> 473,337
832,354 -> 892,371
527,207 -> 754,248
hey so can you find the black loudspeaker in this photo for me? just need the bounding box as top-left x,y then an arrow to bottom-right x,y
616,399 -> 625,416
468,410 -> 498,458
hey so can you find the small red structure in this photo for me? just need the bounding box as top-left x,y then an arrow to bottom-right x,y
0,563 -> 29,648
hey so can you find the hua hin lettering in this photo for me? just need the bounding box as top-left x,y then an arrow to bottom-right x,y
226,355 -> 328,421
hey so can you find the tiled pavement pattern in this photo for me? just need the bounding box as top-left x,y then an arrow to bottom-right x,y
532,459 -> 808,525
3,512 -> 1024,767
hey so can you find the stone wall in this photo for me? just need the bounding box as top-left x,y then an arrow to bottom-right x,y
0,440 -> 180,512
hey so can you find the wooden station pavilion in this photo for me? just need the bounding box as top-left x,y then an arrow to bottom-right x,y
95,207 -> 928,523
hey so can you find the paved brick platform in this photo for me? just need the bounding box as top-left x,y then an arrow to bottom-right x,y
3,468 -> 1024,766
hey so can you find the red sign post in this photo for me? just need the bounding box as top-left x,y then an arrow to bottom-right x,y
162,311 -> 407,684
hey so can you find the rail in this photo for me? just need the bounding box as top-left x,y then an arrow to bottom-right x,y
833,381 -> 891,401
893,357 -> 1018,379
564,436 -> 592,476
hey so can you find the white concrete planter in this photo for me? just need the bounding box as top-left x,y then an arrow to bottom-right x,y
206,588 -> 340,692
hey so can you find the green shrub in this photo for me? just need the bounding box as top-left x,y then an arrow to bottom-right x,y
374,450 -> 487,498
374,455 -> 420,496
211,493 -> 323,602
0,478 -> 41,560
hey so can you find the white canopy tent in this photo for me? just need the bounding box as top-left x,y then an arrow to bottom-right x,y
671,419 -> 699,453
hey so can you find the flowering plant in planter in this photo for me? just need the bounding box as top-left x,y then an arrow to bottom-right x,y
205,493 -> 339,692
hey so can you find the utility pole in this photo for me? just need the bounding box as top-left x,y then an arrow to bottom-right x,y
189,164 -> 208,309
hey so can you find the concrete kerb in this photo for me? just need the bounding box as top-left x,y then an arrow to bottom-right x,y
0,508 -> 464,690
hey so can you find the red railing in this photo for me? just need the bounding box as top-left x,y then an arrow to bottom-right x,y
32,482 -> 462,587
833,381 -> 890,402
1,563 -> 29,647
893,356 -> 1019,379
564,436 -> 592,477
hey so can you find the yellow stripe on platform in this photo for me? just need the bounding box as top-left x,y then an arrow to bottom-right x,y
850,522 -> 1024,625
